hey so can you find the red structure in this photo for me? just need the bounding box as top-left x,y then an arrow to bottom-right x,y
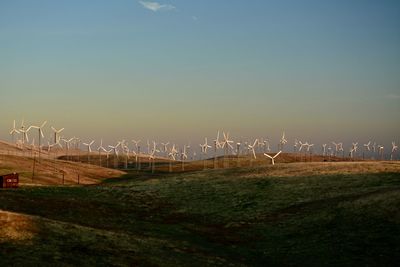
0,173 -> 19,188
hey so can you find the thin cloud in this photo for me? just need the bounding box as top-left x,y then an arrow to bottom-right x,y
192,16 -> 198,21
139,1 -> 175,12
385,94 -> 400,99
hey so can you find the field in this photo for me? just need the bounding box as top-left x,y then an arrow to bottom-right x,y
1,154 -> 400,266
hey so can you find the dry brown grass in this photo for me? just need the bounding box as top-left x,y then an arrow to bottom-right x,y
153,152 -> 389,174
0,154 -> 125,185
0,210 -> 38,243
241,161 -> 400,178
2,137 -> 399,186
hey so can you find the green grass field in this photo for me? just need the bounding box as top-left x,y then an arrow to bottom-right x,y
1,164 -> 400,266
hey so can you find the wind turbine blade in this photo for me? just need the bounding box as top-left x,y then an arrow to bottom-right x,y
274,151 -> 282,158
253,139 -> 258,147
264,153 -> 273,159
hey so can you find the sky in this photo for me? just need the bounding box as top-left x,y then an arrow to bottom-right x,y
1,0 -> 399,148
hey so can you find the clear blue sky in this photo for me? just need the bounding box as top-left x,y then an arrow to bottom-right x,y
1,0 -> 399,147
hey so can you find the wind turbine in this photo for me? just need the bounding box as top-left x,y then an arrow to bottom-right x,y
236,141 -> 242,167
132,140 -> 141,151
298,141 -> 308,152
200,138 -> 212,169
322,144 -> 327,157
298,141 -> 308,162
47,141 -> 55,153
363,141 -> 371,160
161,142 -> 170,157
181,145 -> 188,171
307,143 -> 314,152
146,140 -> 151,154
246,139 -> 258,167
263,139 -> 271,152
338,142 -> 344,158
200,138 -> 212,154
294,139 -> 299,153
213,131 -> 221,168
351,142 -> 358,159
148,151 -> 155,171
30,137 -> 36,156
327,146 -> 332,160
149,141 -> 160,173
54,137 -> 63,149
132,140 -> 141,170
257,139 -> 265,153
378,145 -> 384,160
19,119 -> 29,146
9,120 -> 20,145
307,143 -> 314,161
168,144 -> 178,172
221,132 -> 234,168
61,137 -> 74,161
391,142 -> 398,161
279,131 -> 288,150
51,126 -> 65,143
122,141 -> 131,169
97,139 -> 107,167
349,147 -> 355,159
48,138 -> 62,171
71,137 -> 81,162
19,124 -> 29,147
168,144 -> 178,161
248,139 -> 258,159
213,131 -> 222,149
152,141 -> 160,155
332,142 -> 340,157
27,121 -> 47,162
130,149 -> 137,166
109,142 -> 121,168
105,148 -> 113,168
264,151 -> 282,165
371,142 -> 377,159
82,140 -> 94,164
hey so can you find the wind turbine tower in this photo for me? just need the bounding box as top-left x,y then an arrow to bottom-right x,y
9,120 -> 20,145
51,126 -> 65,144
391,142 -> 398,161
82,140 -> 94,164
27,121 -> 47,162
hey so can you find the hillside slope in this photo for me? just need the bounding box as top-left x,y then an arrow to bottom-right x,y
1,162 -> 399,266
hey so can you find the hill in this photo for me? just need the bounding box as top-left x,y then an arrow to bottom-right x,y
0,160 -> 399,266
0,154 -> 124,185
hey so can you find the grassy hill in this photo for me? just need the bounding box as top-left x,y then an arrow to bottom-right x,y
0,154 -> 124,185
1,160 -> 399,266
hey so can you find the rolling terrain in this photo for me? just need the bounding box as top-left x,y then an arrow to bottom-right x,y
0,150 -> 399,266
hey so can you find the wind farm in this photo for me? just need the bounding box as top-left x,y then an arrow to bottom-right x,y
1,122 -> 399,266
1,1 -> 400,266
2,119 -> 398,174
